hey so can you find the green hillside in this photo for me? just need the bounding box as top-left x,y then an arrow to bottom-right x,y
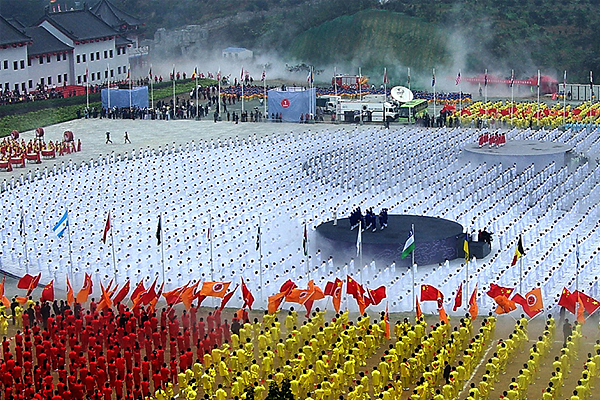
289,9 -> 448,73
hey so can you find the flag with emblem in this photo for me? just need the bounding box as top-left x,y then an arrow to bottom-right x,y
324,278 -> 343,313
76,273 -> 93,304
401,229 -> 414,259
512,287 -> 543,318
574,290 -> 600,315
200,281 -> 231,298
40,280 -> 54,302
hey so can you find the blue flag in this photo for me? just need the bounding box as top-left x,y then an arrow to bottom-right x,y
53,210 -> 68,238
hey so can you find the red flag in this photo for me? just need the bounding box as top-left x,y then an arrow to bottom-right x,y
416,296 -> 422,321
17,274 -> 36,289
420,284 -> 444,307
346,275 -> 365,298
486,283 -> 514,299
280,279 -> 297,293
26,273 -> 41,297
113,280 -> 130,304
0,277 -> 8,308
101,212 -> 111,244
219,284 -> 239,311
149,282 -> 164,313
241,278 -> 254,309
368,285 -> 386,305
453,283 -> 463,312
558,287 -> 577,314
574,291 -> 600,315
66,277 -> 74,306
140,277 -> 158,306
76,273 -> 93,304
468,284 -> 478,319
40,280 -> 54,302
130,280 -> 146,303
199,282 -> 231,298
162,283 -> 188,305
325,278 -> 344,313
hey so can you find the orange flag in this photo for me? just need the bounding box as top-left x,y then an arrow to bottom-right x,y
199,281 -> 231,298
468,284 -> 478,320
331,278 -> 343,313
130,280 -> 146,304
577,296 -> 586,324
163,283 -> 189,305
438,305 -> 449,324
149,282 -> 164,313
97,282 -> 113,311
0,276 -> 9,307
76,273 -> 93,304
494,295 -> 517,314
66,277 -> 75,306
181,281 -> 201,310
268,292 -> 287,314
40,280 -> 54,302
416,296 -> 423,321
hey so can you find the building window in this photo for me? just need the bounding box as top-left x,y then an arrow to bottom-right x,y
3,61 -> 7,69
14,83 -> 18,91
40,77 -> 44,86
48,77 -> 52,85
62,53 -> 66,61
91,53 -> 94,61
76,55 -> 80,63
110,69 -> 114,78
58,75 -> 62,83
77,75 -> 81,84
123,47 -> 126,55
96,52 -> 100,60
82,54 -> 86,62
13,61 -> 17,70
28,80 -> 33,89
104,50 -> 108,59
21,82 -> 25,92
39,57 -> 43,65
118,66 -> 121,74
84,74 -> 88,83
63,73 -> 67,83
57,55 -> 60,62
27,58 -> 31,67
104,70 -> 108,79
46,55 -> 50,63
109,50 -> 113,58
20,60 -> 24,69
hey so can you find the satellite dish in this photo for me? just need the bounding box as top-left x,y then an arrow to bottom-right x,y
390,86 -> 414,103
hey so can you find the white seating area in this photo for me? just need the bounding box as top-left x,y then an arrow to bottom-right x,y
0,125 -> 599,315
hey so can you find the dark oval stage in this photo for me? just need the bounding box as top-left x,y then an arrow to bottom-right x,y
316,214 -> 465,266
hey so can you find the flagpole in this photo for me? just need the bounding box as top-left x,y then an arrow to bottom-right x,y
519,256 -> 523,294
172,65 -> 176,118
575,235 -> 579,291
465,254 -> 469,300
537,69 -> 540,128
160,212 -> 165,284
66,209 -> 74,283
334,66 -> 338,97
411,223 -> 415,314
359,67 -> 363,125
484,68 -> 488,127
218,67 -> 221,117
258,216 -> 263,302
358,220 -> 363,276
150,64 -> 154,110
511,69 -> 514,126
107,63 -> 111,110
109,212 -> 117,283
458,69 -> 462,121
242,71 -> 245,114
209,214 -> 214,281
563,71 -> 567,126
263,71 -> 267,119
128,64 -> 132,111
408,67 -> 411,91
21,208 -> 29,275
384,67 -> 387,100
433,68 -> 436,120
305,221 -> 310,281
195,66 -> 199,120
86,66 -> 89,110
